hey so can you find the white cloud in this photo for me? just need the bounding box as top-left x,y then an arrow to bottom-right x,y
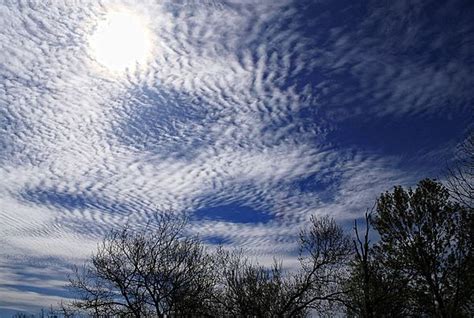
0,0 -> 467,311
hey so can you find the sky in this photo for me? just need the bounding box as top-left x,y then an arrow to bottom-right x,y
0,0 -> 473,314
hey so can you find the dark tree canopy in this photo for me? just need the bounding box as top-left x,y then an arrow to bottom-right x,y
372,179 -> 473,317
345,213 -> 412,318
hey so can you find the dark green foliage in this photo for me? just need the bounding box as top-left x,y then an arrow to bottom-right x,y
372,179 -> 473,317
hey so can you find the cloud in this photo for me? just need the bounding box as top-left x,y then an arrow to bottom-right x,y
309,0 -> 474,119
0,0 -> 471,311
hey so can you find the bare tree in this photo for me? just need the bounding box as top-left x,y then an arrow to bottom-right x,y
212,215 -> 352,317
447,132 -> 474,208
57,301 -> 79,318
68,213 -> 355,317
350,212 -> 373,317
68,214 -> 216,317
293,215 -> 353,315
212,248 -> 304,317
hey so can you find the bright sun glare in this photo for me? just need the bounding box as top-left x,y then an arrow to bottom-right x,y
89,10 -> 152,73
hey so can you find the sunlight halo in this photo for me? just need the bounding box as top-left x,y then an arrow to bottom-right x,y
89,10 -> 152,73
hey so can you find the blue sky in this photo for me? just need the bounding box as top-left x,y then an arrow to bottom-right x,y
0,0 -> 473,314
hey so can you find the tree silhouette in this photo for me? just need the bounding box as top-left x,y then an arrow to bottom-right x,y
372,179 -> 473,317
447,132 -> 474,208
212,215 -> 352,317
69,214 -> 216,317
295,215 -> 352,315
66,183 -> 472,317
212,248 -> 306,317
344,212 -> 411,317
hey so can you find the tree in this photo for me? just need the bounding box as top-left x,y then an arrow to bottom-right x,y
344,212 -> 411,318
213,249 -> 306,317
372,179 -> 473,317
295,215 -> 353,315
447,132 -> 474,208
212,215 -> 352,317
68,214 -> 216,317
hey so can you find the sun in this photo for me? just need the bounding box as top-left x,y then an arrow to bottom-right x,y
89,10 -> 152,73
